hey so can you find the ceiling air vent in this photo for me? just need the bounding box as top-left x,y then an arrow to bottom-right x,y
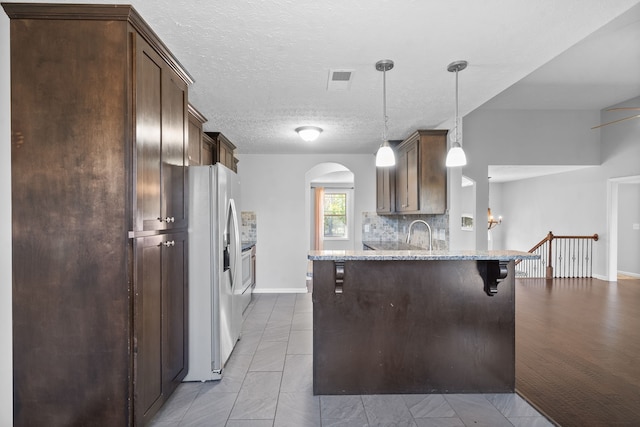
327,69 -> 354,91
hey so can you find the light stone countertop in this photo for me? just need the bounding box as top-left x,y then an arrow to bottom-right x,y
308,249 -> 538,261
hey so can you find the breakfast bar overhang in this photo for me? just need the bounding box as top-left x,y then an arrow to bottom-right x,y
308,250 -> 538,395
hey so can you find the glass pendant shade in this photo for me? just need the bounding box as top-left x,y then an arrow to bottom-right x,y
375,59 -> 395,167
446,60 -> 468,168
445,142 -> 467,167
376,143 -> 395,167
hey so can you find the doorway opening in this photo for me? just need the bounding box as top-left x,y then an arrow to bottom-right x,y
608,175 -> 640,281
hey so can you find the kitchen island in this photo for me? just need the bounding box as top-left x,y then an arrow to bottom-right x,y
308,249 -> 537,395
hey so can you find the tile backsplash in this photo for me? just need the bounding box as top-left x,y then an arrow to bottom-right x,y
241,211 -> 257,242
362,212 -> 449,250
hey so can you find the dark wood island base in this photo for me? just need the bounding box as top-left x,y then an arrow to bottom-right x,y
311,257 -> 522,395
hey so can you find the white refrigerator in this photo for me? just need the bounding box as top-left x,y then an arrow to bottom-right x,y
184,164 -> 243,381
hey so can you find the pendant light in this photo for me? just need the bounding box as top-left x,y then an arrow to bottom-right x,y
446,60 -> 468,167
375,59 -> 395,167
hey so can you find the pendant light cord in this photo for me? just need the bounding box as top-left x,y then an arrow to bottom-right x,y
382,68 -> 388,143
454,68 -> 459,143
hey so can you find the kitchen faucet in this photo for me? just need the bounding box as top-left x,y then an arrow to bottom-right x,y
406,219 -> 432,250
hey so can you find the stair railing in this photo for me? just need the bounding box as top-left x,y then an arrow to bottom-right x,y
516,231 -> 599,279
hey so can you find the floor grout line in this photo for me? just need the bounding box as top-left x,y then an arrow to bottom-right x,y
152,293 -> 553,427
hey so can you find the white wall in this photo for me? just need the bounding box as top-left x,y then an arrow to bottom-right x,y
237,154 -> 376,292
618,183 -> 640,276
1,10 -> 13,426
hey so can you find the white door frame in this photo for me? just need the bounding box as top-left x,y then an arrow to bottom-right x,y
607,175 -> 640,281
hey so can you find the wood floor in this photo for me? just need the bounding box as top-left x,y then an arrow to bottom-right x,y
516,277 -> 640,427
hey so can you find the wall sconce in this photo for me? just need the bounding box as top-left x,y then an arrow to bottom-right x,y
296,126 -> 323,142
488,208 -> 502,230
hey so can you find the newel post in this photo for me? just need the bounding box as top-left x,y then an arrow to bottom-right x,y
545,231 -> 554,279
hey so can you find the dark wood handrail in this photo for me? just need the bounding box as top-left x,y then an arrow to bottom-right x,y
519,231 -> 599,278
527,231 -> 599,254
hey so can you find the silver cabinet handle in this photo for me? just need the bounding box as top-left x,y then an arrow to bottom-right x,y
161,240 -> 175,247
157,216 -> 175,223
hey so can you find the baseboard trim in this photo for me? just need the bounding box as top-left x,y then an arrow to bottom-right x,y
253,287 -> 308,294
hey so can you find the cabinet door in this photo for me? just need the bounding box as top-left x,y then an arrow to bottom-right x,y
376,166 -> 394,214
163,232 -> 188,390
405,143 -> 419,211
396,141 -> 419,212
418,132 -> 448,214
134,234 -> 164,425
219,142 -> 230,169
162,71 -> 188,229
134,232 -> 187,425
134,34 -> 188,231
188,114 -> 202,165
201,133 -> 214,165
135,35 -> 163,232
396,149 -> 408,211
226,150 -> 235,170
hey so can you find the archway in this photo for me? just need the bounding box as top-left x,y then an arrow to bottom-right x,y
304,163 -> 355,252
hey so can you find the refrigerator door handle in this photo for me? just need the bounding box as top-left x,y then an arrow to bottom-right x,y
228,198 -> 241,288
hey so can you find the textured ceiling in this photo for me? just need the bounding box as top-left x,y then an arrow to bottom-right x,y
13,0 -> 640,156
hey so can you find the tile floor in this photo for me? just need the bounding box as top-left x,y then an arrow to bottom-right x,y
150,293 -> 554,427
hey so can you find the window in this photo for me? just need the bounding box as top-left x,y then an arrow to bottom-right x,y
323,192 -> 347,238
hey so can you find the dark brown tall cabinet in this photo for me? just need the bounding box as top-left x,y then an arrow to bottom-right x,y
4,4 -> 192,426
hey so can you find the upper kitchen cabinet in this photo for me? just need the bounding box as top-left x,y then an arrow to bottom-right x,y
5,3 -> 192,426
187,104 -> 214,166
201,131 -> 215,166
206,131 -> 239,172
376,165 -> 395,214
188,104 -> 207,166
393,130 -> 448,214
136,34 -> 189,232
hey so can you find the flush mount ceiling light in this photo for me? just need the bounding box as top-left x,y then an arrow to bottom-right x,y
375,59 -> 395,167
295,126 -> 323,142
445,60 -> 468,168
